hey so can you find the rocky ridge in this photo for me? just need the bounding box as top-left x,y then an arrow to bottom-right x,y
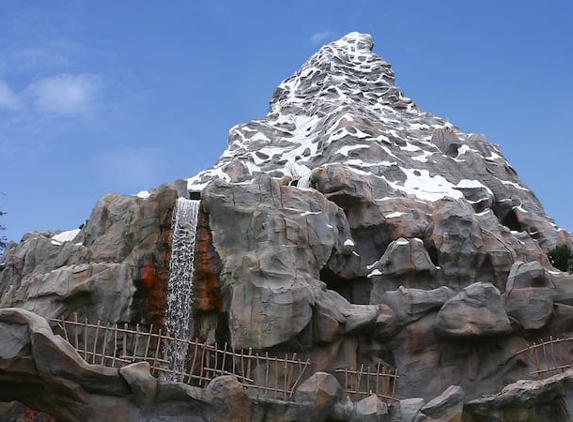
2,32 -> 573,421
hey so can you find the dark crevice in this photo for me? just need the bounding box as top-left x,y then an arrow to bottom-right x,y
319,267 -> 371,305
501,209 -> 523,232
215,311 -> 231,345
426,242 -> 439,267
445,143 -> 460,158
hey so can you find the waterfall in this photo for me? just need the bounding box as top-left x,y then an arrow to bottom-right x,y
296,171 -> 312,189
163,197 -> 200,381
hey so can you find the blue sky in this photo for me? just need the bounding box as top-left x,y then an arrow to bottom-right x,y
0,1 -> 572,244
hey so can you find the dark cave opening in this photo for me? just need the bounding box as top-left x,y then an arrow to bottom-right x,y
500,208 -> 523,232
319,267 -> 372,305
425,242 -> 440,267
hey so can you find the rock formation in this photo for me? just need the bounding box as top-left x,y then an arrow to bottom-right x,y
2,32 -> 573,421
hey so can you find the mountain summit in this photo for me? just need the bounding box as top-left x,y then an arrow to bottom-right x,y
187,32 -> 564,251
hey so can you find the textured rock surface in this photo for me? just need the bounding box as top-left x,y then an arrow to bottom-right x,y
463,369 -> 573,421
434,282 -> 512,338
0,184 -> 179,326
350,394 -> 389,422
419,385 -> 464,421
2,32 -> 573,420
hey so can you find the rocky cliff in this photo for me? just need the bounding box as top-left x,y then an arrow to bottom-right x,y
2,32 -> 573,421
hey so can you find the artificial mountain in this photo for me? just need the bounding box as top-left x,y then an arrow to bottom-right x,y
2,33 -> 573,421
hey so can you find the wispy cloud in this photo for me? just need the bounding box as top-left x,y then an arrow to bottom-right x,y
93,147 -> 166,192
27,73 -> 101,116
15,46 -> 71,70
310,31 -> 334,44
0,80 -> 23,110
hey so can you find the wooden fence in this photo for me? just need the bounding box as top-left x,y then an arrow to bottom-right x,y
336,363 -> 398,402
517,336 -> 573,378
50,315 -> 398,402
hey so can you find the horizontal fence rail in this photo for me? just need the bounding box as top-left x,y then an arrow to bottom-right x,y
50,314 -> 398,402
517,336 -> 573,378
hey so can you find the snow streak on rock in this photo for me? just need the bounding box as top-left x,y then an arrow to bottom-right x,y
163,198 -> 200,381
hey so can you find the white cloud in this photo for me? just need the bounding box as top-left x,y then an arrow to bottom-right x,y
310,31 -> 334,44
27,73 -> 100,116
0,80 -> 23,110
93,147 -> 166,192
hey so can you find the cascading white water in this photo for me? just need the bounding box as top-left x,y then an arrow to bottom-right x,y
163,197 -> 200,381
296,171 -> 312,189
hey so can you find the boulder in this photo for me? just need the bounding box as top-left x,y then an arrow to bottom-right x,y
420,385 -> 464,421
378,286 -> 455,327
506,261 -> 551,290
350,394 -> 389,422
119,362 -> 158,407
372,238 -> 436,277
294,372 -> 345,421
434,282 -> 512,338
204,376 -> 252,422
427,199 -> 486,285
392,398 -> 425,422
549,271 -> 573,306
367,237 -> 437,292
503,287 -> 554,331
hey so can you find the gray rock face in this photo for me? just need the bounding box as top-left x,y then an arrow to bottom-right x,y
2,31 -> 573,420
464,369 -> 573,421
0,184 -> 179,325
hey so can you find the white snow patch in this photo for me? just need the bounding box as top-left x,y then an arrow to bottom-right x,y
501,180 -> 529,191
457,145 -> 471,155
475,209 -> 492,216
456,179 -> 484,188
456,179 -> 494,195
387,168 -> 464,202
409,123 -> 430,130
385,211 -> 406,218
367,269 -> 382,278
513,205 -> 528,213
400,143 -> 421,152
51,229 -> 81,245
300,211 -> 321,216
135,190 -> 151,199
484,151 -> 503,161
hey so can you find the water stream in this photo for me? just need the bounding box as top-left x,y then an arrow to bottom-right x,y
163,197 -> 200,381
